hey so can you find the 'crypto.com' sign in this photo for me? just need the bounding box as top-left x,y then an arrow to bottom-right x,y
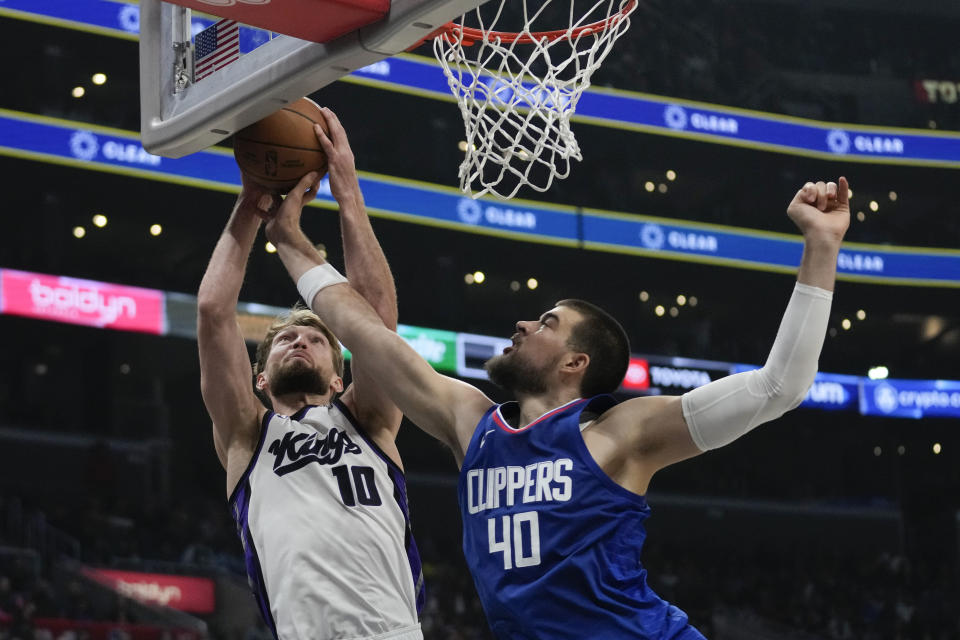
0,269 -> 165,334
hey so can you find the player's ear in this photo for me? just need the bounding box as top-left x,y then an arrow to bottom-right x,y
255,373 -> 268,392
561,352 -> 589,375
330,376 -> 344,394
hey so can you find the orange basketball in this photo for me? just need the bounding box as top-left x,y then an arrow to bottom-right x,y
233,97 -> 329,191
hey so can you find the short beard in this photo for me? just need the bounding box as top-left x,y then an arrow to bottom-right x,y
484,353 -> 554,396
269,360 -> 329,398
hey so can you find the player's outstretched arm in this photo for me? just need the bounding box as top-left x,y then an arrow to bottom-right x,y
313,109 -> 401,436
596,179 -> 850,494
198,177 -> 276,493
264,173 -> 492,463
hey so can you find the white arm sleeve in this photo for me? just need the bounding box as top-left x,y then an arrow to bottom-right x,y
680,282 -> 833,451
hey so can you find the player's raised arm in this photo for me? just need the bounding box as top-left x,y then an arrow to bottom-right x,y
197,178 -> 275,493
314,109 -> 402,437
263,173 -> 493,464
597,179 -> 850,494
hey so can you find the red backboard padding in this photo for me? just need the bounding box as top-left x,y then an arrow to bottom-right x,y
168,0 -> 391,44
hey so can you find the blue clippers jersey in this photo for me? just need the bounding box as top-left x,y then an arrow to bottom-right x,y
458,396 -> 705,640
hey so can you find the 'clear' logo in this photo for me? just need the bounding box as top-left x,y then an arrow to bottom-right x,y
639,224 -> 665,250
456,200 -> 537,229
117,5 -> 140,32
826,129 -> 851,154
70,131 -> 99,161
663,105 -> 688,130
457,198 -> 483,224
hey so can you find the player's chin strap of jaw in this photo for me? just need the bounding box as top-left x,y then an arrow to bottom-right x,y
681,282 -> 833,451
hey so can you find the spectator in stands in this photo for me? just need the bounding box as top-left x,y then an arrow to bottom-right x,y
0,576 -> 13,616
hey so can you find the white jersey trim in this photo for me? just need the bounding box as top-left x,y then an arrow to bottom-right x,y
494,397 -> 585,433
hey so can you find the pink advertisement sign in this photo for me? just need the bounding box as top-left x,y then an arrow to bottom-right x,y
0,269 -> 165,334
83,568 -> 216,614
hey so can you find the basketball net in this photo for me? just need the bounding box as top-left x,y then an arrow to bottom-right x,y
433,0 -> 637,199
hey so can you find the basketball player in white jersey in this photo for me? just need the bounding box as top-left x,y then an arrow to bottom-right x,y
197,111 -> 423,640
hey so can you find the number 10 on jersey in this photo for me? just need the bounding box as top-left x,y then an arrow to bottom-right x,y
489,511 -> 541,570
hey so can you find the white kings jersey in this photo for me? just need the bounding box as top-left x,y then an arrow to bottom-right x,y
229,400 -> 424,640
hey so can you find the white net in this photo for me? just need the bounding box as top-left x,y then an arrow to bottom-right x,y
434,0 -> 637,199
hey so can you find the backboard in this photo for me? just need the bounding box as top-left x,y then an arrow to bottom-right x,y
139,0 -> 486,158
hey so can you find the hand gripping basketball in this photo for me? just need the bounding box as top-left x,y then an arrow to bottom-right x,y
263,170 -> 322,241
312,108 -> 363,208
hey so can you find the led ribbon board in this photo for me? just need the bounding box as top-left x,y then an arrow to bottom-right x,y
8,0 -> 960,167
352,57 -> 960,169
581,211 -> 960,287
859,378 -> 960,419
2,267 -> 957,420
2,109 -> 958,287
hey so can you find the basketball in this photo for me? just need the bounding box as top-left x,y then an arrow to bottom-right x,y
233,97 -> 329,191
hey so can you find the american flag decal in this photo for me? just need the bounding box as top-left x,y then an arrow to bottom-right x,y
193,19 -> 240,82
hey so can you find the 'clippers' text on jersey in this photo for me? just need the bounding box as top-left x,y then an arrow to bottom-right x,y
458,396 -> 706,640
465,458 -> 572,514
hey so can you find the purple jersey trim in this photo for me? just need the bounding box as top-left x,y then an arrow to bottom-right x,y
231,479 -> 279,640
227,409 -> 274,506
333,398 -> 426,615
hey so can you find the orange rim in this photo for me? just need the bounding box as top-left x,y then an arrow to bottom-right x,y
439,0 -> 636,46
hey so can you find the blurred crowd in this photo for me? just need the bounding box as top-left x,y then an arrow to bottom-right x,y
644,541 -> 959,640
0,560 -> 141,640
3,493 -> 959,640
416,541 -> 960,640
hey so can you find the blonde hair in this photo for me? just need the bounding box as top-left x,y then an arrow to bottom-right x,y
253,306 -> 345,379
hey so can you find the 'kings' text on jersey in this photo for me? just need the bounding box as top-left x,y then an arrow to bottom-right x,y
230,401 -> 424,640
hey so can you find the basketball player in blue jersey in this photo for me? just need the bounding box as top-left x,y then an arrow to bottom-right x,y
267,113 -> 848,639
197,111 -> 424,640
